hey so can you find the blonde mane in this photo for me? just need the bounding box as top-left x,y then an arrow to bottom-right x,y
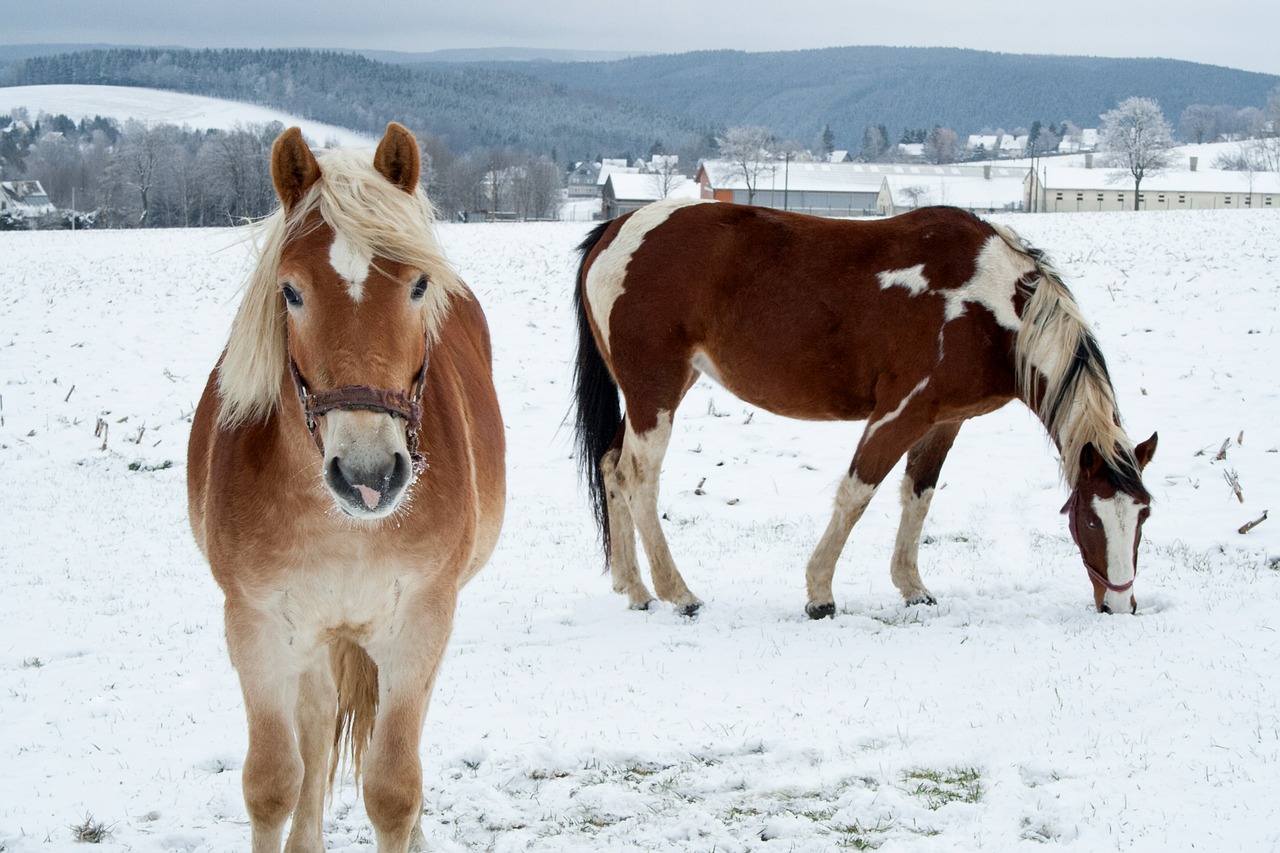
994,223 -> 1138,488
216,146 -> 465,427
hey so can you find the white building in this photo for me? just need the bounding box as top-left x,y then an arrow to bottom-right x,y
696,160 -> 1029,217
1027,156 -> 1280,212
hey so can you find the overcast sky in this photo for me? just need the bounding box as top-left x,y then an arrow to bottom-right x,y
7,0 -> 1280,77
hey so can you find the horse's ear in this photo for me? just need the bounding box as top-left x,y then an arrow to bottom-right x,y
271,127 -> 321,212
1078,442 -> 1103,479
1134,432 -> 1158,471
374,122 -> 420,194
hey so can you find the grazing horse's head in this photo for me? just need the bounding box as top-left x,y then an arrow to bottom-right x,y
1062,433 -> 1158,614
261,123 -> 454,520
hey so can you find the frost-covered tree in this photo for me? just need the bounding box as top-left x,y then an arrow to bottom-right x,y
1101,97 -> 1176,211
1246,85 -> 1280,173
716,125 -> 776,205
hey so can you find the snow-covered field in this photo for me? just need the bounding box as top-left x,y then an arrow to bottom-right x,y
1,210 -> 1277,851
0,85 -> 375,147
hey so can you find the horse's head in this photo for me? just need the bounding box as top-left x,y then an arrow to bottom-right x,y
271,123 -> 436,520
1062,432 -> 1158,614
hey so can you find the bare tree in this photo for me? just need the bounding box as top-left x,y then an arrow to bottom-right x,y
510,154 -> 562,220
1247,85 -> 1280,173
898,184 -> 930,209
648,153 -> 684,199
107,120 -> 179,226
1101,97 -> 1176,211
924,126 -> 960,164
716,125 -> 776,205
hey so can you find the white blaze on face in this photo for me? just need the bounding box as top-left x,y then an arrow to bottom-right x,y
1093,493 -> 1143,613
329,232 -> 374,302
585,198 -> 712,352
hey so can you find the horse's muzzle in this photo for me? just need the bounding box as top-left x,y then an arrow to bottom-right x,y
325,450 -> 412,518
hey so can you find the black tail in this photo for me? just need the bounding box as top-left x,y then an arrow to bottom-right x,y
572,221 -> 623,564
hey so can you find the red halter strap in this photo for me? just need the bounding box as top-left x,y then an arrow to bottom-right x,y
1064,491 -> 1136,594
287,353 -> 429,475
1084,561 -> 1135,594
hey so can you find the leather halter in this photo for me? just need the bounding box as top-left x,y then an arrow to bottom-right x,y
1063,491 -> 1136,594
288,352 -> 429,475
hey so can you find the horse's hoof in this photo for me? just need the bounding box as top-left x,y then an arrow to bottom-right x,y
905,593 -> 937,607
677,601 -> 702,617
805,601 -> 837,620
629,599 -> 655,611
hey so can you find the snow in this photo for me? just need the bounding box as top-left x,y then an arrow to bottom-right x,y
0,85 -> 375,147
1,209 -> 1278,851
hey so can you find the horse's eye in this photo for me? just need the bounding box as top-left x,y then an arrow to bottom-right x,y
410,275 -> 429,301
282,284 -> 303,308
1086,518 -> 1101,530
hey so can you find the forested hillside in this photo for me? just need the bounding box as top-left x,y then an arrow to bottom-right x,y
5,46 -> 1278,161
0,48 -> 709,161
461,46 -> 1280,152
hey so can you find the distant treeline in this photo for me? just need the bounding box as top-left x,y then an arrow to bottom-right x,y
0,48 -> 710,163
0,112 -> 563,229
5,46 -> 1278,168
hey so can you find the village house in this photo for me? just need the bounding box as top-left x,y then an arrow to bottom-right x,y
0,180 -> 56,225
601,172 -> 700,219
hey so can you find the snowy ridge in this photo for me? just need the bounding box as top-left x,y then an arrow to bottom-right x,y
0,212 -> 1277,851
0,84 -> 375,147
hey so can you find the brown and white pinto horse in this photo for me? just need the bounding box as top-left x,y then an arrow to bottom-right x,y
188,124 -> 505,852
573,199 -> 1156,618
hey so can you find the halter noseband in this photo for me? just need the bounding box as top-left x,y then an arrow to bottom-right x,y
288,354 -> 429,476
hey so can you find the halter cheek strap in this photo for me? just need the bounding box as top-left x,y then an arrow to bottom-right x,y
287,351 -> 429,476
1064,492 -> 1136,594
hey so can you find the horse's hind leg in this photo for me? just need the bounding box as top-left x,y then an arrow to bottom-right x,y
601,442 -> 656,609
285,660 -> 337,853
615,410 -> 703,615
890,421 -> 962,607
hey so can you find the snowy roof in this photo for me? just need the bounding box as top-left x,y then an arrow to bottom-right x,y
1039,165 -> 1280,194
0,180 -> 56,215
700,160 -> 887,193
881,171 -> 1028,210
605,173 -> 699,202
597,162 -> 639,186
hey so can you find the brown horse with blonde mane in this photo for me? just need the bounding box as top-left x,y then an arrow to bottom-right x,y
188,123 -> 504,852
574,199 -> 1156,619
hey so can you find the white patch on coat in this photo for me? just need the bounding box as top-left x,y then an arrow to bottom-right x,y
877,264 -> 930,296
943,234 -> 1033,331
863,377 -> 930,442
1094,493 -> 1143,612
585,198 -> 712,352
329,232 -> 374,301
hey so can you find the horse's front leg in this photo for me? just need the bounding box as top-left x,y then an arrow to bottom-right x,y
889,421 -> 962,607
224,602 -> 310,853
363,584 -> 459,853
805,383 -> 935,619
